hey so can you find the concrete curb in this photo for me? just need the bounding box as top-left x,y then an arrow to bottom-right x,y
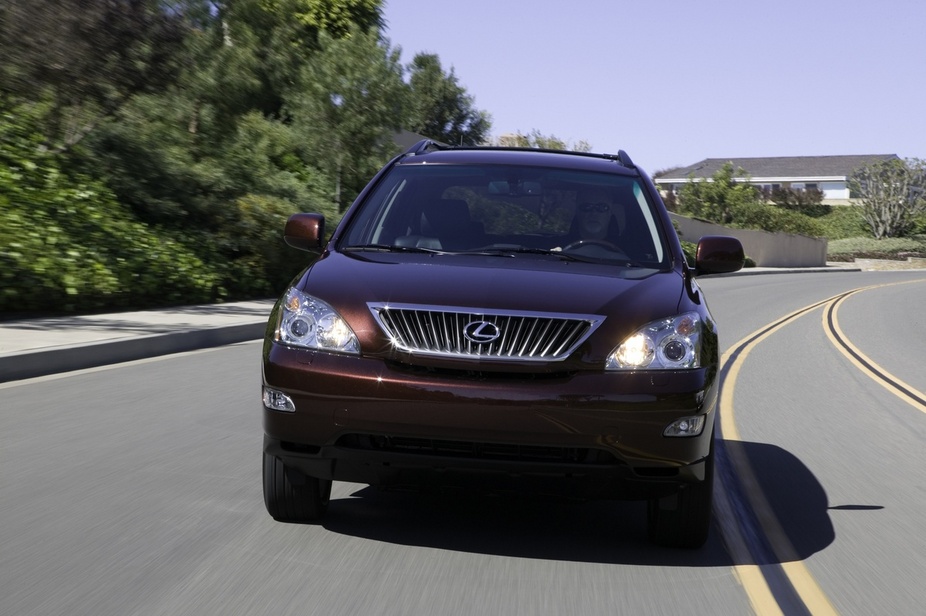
0,322 -> 267,384
712,265 -> 862,277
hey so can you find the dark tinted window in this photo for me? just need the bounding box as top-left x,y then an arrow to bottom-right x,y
341,164 -> 668,265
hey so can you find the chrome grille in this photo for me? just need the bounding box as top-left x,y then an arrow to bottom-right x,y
369,303 -> 603,361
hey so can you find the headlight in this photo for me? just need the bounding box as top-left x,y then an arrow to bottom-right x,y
606,312 -> 701,370
275,287 -> 360,354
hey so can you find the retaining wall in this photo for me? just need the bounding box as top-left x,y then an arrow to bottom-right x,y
669,213 -> 828,267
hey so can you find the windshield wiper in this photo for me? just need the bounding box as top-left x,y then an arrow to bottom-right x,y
472,247 -> 656,267
462,247 -> 586,261
342,243 -> 446,254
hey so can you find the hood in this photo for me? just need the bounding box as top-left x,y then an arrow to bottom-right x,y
296,251 -> 686,368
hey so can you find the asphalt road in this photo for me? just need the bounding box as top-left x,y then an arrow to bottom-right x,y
1,270 -> 924,615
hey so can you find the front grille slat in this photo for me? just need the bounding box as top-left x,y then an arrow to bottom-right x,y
370,303 -> 602,362
518,318 -> 540,357
554,323 -> 584,357
398,311 -> 417,347
529,319 -> 554,357
540,320 -> 567,357
495,315 -> 511,357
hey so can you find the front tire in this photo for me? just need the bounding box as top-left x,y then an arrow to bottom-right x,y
263,452 -> 332,522
646,442 -> 714,549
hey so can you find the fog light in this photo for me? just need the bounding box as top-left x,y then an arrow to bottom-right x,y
263,387 -> 295,412
664,415 -> 705,437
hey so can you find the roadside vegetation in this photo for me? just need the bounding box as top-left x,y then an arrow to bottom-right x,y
665,161 -> 926,264
0,0 -> 494,314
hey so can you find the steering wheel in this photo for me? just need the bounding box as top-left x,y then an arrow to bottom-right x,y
561,239 -> 622,252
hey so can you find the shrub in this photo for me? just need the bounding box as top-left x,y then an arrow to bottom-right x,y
816,206 -> 868,239
676,163 -> 758,224
766,187 -> 831,218
0,104 -> 220,313
214,193 -> 313,298
827,236 -> 926,262
731,202 -> 826,237
914,212 -> 926,235
680,241 -> 696,267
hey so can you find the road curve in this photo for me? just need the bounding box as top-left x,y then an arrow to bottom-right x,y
701,271 -> 926,615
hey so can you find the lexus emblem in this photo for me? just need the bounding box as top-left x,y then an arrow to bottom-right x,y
463,320 -> 501,344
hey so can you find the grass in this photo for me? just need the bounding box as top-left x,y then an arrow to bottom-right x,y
826,235 -> 926,262
817,208 -> 926,262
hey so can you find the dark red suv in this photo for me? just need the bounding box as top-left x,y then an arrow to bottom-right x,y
261,142 -> 743,548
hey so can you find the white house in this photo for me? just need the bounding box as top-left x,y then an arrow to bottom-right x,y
654,154 -> 899,205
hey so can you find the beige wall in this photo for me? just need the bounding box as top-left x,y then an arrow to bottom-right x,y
669,213 -> 828,267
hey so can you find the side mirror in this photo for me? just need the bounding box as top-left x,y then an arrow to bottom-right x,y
284,213 -> 326,252
695,235 -> 744,275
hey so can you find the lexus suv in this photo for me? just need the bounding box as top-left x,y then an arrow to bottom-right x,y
261,141 -> 744,548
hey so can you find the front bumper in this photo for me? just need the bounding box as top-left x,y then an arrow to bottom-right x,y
262,343 -> 718,499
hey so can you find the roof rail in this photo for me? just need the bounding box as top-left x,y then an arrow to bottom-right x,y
404,139 -> 445,155
616,150 -> 635,168
403,140 -> 638,170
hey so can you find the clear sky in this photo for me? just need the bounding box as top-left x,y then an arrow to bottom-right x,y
381,0 -> 925,173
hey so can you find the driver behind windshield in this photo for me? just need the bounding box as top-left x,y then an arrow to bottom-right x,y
573,187 -> 615,241
550,186 -> 625,253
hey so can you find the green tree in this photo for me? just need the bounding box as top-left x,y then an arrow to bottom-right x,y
288,28 -> 407,212
677,162 -> 759,224
164,0 -> 384,138
0,0 -> 188,151
85,92 -> 232,226
493,130 -> 591,152
82,0 -> 389,224
850,158 -> 926,238
285,0 -> 383,39
405,53 -> 491,145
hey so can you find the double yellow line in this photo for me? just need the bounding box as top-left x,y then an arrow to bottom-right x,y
716,278 -> 926,615
823,283 -> 926,414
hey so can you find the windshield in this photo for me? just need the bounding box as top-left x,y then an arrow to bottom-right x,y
340,163 -> 669,266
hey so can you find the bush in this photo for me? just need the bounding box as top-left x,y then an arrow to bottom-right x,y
0,104 -> 220,313
914,212 -> 926,235
730,202 -> 826,237
0,182 -> 222,312
680,241 -> 696,267
676,163 -> 825,237
213,193 -> 314,298
827,236 -> 926,262
766,187 -> 831,218
676,163 -> 757,224
816,206 -> 869,240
